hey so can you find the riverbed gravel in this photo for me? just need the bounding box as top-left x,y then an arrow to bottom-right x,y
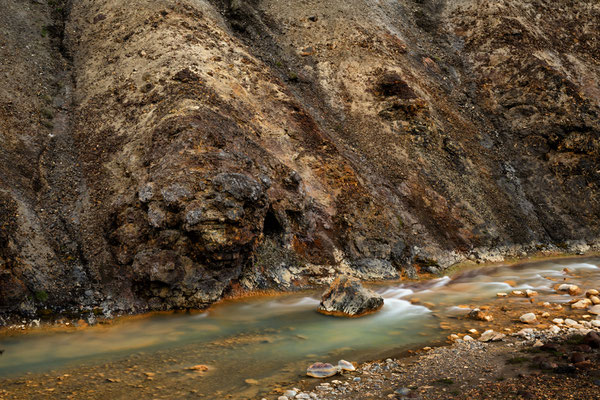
269,284 -> 600,400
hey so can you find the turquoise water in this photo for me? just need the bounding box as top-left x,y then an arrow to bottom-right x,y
1,257 -> 599,399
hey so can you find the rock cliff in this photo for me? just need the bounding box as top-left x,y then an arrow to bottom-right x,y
1,0 -> 599,321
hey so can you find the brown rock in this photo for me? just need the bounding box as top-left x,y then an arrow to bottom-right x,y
318,276 -> 383,317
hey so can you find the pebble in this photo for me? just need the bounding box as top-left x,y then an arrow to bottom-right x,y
511,290 -> 523,296
564,319 -> 579,327
497,292 -> 508,297
353,377 -> 361,382
463,335 -> 474,341
516,328 -> 534,338
307,362 -> 338,378
296,394 -> 310,399
525,289 -> 538,297
338,360 -> 356,371
395,387 -> 411,396
468,308 -> 493,321
590,296 -> 600,305
541,312 -> 550,318
468,329 -> 478,334
589,305 -> 600,315
548,325 -> 561,334
592,320 -> 600,328
284,390 -> 297,397
187,365 -> 209,372
479,330 -> 505,342
571,299 -> 592,309
519,313 -> 537,324
553,318 -> 564,324
586,289 -> 599,297
278,397 -> 289,400
557,284 -> 581,296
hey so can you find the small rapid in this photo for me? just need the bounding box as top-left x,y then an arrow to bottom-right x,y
1,257 -> 599,399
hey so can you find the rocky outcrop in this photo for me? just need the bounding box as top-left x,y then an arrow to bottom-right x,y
318,276 -> 384,317
0,0 -> 599,322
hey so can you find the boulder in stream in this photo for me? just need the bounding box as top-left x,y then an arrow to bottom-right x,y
318,275 -> 384,317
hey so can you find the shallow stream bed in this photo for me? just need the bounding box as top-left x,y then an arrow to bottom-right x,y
1,256 -> 599,399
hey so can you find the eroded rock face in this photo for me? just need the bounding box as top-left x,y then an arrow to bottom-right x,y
0,0 -> 599,321
318,276 -> 384,317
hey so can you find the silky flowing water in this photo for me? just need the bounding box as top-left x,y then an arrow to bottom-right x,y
1,256 -> 599,399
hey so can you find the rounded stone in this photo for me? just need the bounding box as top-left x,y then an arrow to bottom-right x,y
306,362 -> 339,378
338,360 -> 356,371
589,305 -> 600,315
520,313 -> 537,324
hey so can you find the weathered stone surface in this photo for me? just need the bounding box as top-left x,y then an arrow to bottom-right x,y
318,276 -> 384,317
0,0 -> 599,321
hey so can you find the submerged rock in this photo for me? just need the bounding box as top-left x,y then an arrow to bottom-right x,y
306,362 -> 339,378
318,276 -> 384,317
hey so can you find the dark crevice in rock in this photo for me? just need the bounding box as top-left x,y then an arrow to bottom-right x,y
263,207 -> 284,238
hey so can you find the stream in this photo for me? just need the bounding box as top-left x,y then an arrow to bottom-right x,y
1,256 -> 599,399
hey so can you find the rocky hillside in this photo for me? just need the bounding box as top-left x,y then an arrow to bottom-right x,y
1,0 -> 599,321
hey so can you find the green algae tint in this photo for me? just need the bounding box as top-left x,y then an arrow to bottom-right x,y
1,257 -> 599,399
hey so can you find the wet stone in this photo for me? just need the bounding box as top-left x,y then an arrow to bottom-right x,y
318,275 -> 383,317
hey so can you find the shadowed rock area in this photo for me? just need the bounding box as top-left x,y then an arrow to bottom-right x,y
0,0 -> 599,321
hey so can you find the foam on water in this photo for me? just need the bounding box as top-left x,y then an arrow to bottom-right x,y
568,263 -> 599,270
379,287 -> 413,298
379,298 -> 430,318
